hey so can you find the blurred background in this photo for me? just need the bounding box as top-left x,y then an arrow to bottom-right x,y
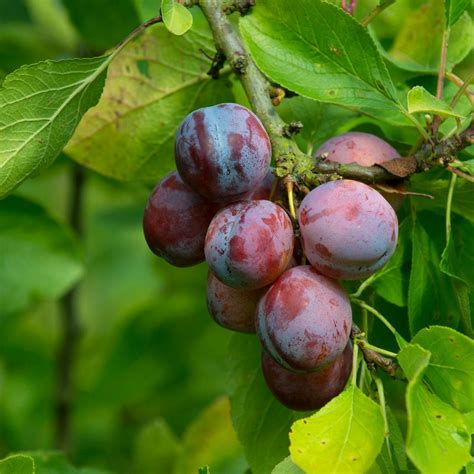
0,0 -> 472,473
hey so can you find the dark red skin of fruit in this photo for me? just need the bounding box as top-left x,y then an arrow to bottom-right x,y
256,266 -> 352,372
205,200 -> 294,289
206,257 -> 297,333
206,272 -> 266,333
298,180 -> 398,280
261,341 -> 353,411
143,171 -> 220,267
314,131 -> 404,209
175,103 -> 272,202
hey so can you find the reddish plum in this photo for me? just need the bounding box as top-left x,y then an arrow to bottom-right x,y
206,272 -> 265,333
315,132 -> 404,209
298,180 -> 398,280
256,266 -> 352,371
205,200 -> 294,289
262,342 -> 353,411
143,171 -> 219,267
175,103 -> 271,202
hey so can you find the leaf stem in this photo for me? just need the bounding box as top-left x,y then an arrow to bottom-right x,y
374,375 -> 391,459
449,73 -> 474,109
432,28 -> 450,136
351,273 -> 377,298
361,0 -> 396,27
445,173 -> 457,243
351,299 -> 399,342
357,340 -> 398,358
446,72 -> 474,108
351,340 -> 359,386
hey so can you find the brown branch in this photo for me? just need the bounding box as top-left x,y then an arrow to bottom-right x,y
351,325 -> 401,378
55,165 -> 84,452
199,0 -> 473,190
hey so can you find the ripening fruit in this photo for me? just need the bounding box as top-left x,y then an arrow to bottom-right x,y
143,171 -> 219,267
298,180 -> 398,280
205,200 -> 294,289
206,272 -> 265,333
175,103 -> 272,202
256,266 -> 352,372
315,131 -> 400,166
261,342 -> 353,411
314,131 -> 404,209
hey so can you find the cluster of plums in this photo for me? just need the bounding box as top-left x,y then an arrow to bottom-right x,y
143,103 -> 399,411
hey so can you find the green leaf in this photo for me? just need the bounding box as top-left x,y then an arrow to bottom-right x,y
412,326 -> 474,413
0,55 -> 110,198
0,454 -> 34,474
0,195 -> 84,317
135,0 -> 160,21
62,0 -> 141,50
4,451 -> 108,474
227,334 -> 297,474
174,397 -> 247,474
408,215 -> 467,334
133,418 -> 182,474
198,467 -> 210,474
239,0 -> 409,126
65,10 -> 233,183
387,1 -> 472,73
372,218 -> 410,307
290,386 -> 385,474
161,0 -> 193,35
277,97 -> 357,155
446,0 -> 471,26
272,457 -> 304,474
407,86 -> 465,118
410,172 -> 474,223
398,343 -> 471,474
441,217 -> 474,288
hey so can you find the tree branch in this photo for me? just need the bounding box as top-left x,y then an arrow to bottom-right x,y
351,325 -> 401,378
199,0 -> 473,190
55,165 -> 84,452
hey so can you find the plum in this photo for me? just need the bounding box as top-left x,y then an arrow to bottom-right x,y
262,341 -> 353,411
143,171 -> 219,267
206,272 -> 266,333
175,103 -> 271,202
298,180 -> 398,280
205,200 -> 294,289
314,132 -> 405,209
256,265 -> 352,372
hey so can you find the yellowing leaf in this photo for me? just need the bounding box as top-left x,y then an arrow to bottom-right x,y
290,386 -> 384,474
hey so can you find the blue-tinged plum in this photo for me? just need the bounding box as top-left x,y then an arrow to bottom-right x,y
175,103 -> 272,202
205,200 -> 294,289
143,171 -> 219,267
256,266 -> 352,372
262,342 -> 353,411
298,180 -> 398,280
315,132 -> 404,209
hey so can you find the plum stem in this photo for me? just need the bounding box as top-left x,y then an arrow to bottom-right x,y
285,179 -> 297,219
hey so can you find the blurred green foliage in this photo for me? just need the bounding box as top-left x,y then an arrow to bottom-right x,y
0,0 -> 472,473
